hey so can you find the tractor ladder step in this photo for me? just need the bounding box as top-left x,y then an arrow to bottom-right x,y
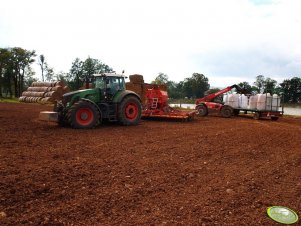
108,114 -> 117,121
151,98 -> 158,109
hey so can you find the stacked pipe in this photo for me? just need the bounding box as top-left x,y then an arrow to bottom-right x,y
19,81 -> 70,104
125,74 -> 167,105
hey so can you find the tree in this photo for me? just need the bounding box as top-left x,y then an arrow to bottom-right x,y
280,77 -> 301,103
183,73 -> 209,98
253,75 -> 265,93
69,58 -> 84,90
264,77 -> 277,94
82,57 -> 113,84
238,81 -> 253,93
38,55 -> 45,82
44,64 -> 54,82
24,67 -> 37,90
152,72 -> 169,85
68,57 -> 113,91
0,48 -> 36,97
0,48 -> 11,97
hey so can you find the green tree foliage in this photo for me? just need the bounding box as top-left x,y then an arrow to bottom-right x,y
280,77 -> 301,103
253,75 -> 265,93
264,77 -> 277,94
152,72 -> 169,85
0,47 -> 36,97
38,54 -> 45,82
238,81 -> 253,94
67,57 -> 113,90
253,75 -> 278,94
183,73 -> 209,98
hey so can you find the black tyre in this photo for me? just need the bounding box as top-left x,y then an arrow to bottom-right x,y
67,100 -> 100,129
118,96 -> 141,126
54,101 -> 67,127
233,109 -> 240,116
196,104 -> 208,116
221,105 -> 233,118
253,112 -> 261,120
271,116 -> 279,121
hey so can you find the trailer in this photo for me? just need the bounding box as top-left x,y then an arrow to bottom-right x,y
230,93 -> 284,120
195,85 -> 284,120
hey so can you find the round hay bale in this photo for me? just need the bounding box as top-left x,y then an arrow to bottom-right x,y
44,91 -> 61,100
50,86 -> 63,93
129,74 -> 144,84
31,82 -> 38,87
21,91 -> 31,97
36,97 -> 43,103
27,87 -> 48,92
28,92 -> 43,97
18,96 -> 25,102
63,86 -> 70,94
42,97 -> 54,103
55,81 -> 65,87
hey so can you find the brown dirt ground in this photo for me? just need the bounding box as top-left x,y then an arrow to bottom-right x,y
0,102 -> 300,226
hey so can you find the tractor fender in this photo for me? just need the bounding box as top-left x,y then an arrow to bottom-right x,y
113,90 -> 141,104
80,98 -> 102,116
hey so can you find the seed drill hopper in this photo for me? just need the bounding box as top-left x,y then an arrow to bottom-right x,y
142,86 -> 195,121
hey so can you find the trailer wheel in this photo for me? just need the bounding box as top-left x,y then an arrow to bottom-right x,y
221,105 -> 233,118
196,104 -> 208,116
253,112 -> 261,120
271,116 -> 279,121
118,96 -> 141,125
233,109 -> 240,116
67,100 -> 100,129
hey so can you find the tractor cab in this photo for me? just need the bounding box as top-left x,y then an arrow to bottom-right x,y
93,73 -> 126,100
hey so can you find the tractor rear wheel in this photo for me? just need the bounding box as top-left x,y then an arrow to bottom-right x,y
196,104 -> 208,116
221,105 -> 233,118
118,96 -> 141,125
67,100 -> 100,129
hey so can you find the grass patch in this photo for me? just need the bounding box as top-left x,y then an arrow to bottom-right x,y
0,97 -> 19,103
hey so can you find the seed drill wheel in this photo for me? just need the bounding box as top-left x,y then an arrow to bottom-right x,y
196,104 -> 208,116
221,105 -> 233,118
253,112 -> 261,120
271,116 -> 279,121
118,96 -> 141,125
67,100 -> 100,129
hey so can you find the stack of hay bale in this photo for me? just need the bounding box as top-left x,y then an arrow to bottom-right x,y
19,81 -> 70,104
126,74 -> 167,105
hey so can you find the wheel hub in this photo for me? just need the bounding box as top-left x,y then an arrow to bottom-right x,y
80,113 -> 88,120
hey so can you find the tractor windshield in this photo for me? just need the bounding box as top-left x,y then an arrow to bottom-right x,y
108,77 -> 125,91
94,77 -> 106,89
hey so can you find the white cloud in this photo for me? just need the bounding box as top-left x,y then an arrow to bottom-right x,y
1,0 -> 301,86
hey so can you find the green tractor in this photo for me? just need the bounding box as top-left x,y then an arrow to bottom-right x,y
40,73 -> 142,128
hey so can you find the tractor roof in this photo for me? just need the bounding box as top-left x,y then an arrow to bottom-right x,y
93,73 -> 127,78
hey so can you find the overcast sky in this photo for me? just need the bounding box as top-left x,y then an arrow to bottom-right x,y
1,0 -> 300,87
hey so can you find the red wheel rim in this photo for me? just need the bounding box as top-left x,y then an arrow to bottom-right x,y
76,108 -> 94,126
125,102 -> 138,120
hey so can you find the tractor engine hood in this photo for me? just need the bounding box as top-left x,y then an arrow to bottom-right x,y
62,89 -> 93,105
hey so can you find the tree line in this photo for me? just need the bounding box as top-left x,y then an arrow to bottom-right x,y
1,47 -> 300,103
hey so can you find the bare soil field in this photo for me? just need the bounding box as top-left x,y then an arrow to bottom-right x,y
0,102 -> 300,225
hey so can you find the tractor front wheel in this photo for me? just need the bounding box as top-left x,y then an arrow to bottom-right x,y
118,96 -> 141,125
221,105 -> 233,118
67,100 -> 100,129
196,104 -> 208,116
